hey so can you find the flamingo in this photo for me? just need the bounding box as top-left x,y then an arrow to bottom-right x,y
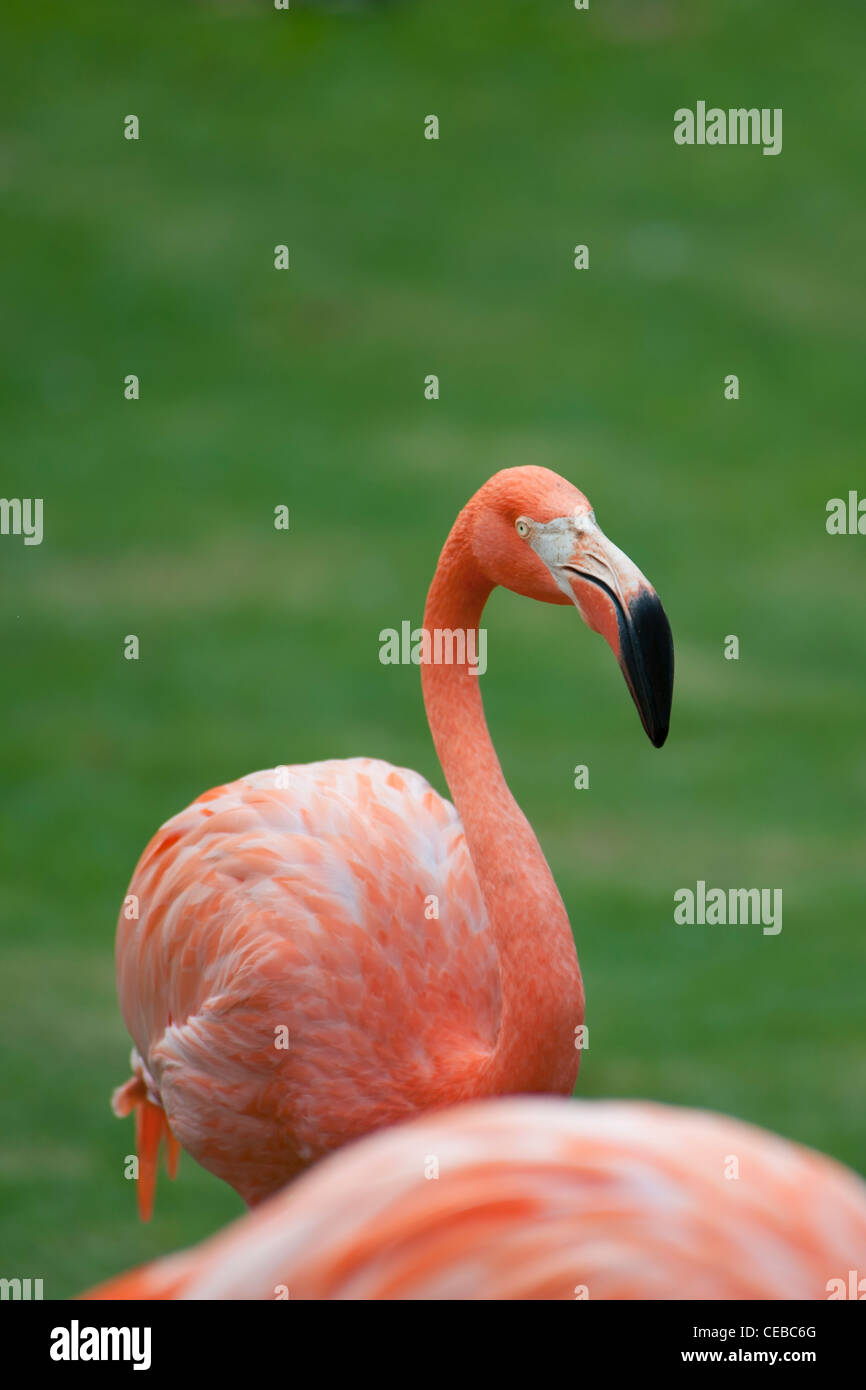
86,1096 -> 866,1299
112,466 -> 674,1216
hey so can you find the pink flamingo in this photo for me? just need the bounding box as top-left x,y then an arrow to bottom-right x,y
112,466 -> 673,1216
87,1095 -> 866,1299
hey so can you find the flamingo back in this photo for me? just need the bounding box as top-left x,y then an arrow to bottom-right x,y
88,1096 -> 866,1300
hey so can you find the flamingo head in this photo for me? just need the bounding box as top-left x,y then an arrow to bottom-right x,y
471,467 -> 674,748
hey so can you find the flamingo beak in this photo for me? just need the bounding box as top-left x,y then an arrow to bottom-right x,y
525,512 -> 674,747
562,525 -> 674,748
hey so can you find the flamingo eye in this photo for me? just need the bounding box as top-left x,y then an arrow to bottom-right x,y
515,518 -> 530,538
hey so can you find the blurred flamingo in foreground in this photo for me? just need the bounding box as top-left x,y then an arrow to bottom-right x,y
112,467 -> 674,1216
86,1096 -> 866,1299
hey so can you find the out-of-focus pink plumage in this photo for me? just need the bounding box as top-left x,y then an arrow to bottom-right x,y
87,1096 -> 866,1300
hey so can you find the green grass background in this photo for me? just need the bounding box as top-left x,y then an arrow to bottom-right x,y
1,0 -> 864,1296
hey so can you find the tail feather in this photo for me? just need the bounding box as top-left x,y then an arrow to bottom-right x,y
165,1126 -> 181,1180
134,1099 -> 164,1222
112,1059 -> 181,1221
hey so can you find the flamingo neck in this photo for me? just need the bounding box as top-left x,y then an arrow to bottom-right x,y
421,508 -> 584,1095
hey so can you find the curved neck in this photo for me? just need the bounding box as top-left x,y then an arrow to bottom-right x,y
421,507 -> 584,1094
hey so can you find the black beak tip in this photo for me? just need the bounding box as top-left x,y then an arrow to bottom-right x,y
649,720 -> 670,750
623,591 -> 674,750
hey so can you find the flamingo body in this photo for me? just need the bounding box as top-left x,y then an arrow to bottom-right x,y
88,1097 -> 866,1300
112,467 -> 674,1212
115,758 -> 509,1206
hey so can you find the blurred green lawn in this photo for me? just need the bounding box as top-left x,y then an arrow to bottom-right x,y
1,0 -> 865,1296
